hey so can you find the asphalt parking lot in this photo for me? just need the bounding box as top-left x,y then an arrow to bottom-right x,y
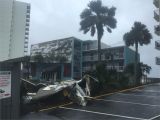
22,83 -> 160,120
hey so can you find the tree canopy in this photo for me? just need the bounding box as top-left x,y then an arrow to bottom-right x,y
80,0 -> 117,61
123,22 -> 152,47
123,22 -> 152,85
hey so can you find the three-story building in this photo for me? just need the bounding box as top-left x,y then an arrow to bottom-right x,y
30,37 -> 138,80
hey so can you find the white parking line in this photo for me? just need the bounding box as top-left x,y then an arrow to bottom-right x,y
59,106 -> 148,120
117,93 -> 160,98
149,114 -> 160,120
134,89 -> 160,93
92,98 -> 160,107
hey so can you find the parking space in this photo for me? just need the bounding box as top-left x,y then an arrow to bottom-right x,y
22,83 -> 160,120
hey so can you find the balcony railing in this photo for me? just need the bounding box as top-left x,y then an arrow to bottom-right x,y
153,0 -> 159,8
27,9 -> 30,13
154,25 -> 160,36
83,55 -> 98,61
24,45 -> 28,48
26,23 -> 30,26
26,19 -> 30,22
114,55 -> 124,60
154,9 -> 160,22
24,41 -> 28,44
83,66 -> 124,72
27,5 -> 30,9
83,54 -> 124,62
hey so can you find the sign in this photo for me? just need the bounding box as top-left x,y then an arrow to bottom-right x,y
0,71 -> 11,99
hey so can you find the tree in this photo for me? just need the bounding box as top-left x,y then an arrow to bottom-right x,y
140,63 -> 151,82
124,63 -> 143,86
80,0 -> 117,62
46,49 -> 68,63
123,22 -> 152,85
32,52 -> 44,63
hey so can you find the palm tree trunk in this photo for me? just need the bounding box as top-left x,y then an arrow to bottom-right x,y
135,42 -> 138,85
97,26 -> 101,63
98,37 -> 101,62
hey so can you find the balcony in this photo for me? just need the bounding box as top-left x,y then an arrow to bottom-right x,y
83,55 -> 98,61
24,50 -> 28,53
24,45 -> 28,48
25,40 -> 28,44
153,0 -> 159,8
26,19 -> 30,22
154,25 -> 160,36
26,23 -> 30,26
25,32 -> 29,35
27,5 -> 30,10
25,28 -> 29,31
114,54 -> 124,60
24,47 -> 28,51
154,9 -> 160,22
26,14 -> 30,18
83,54 -> 124,62
155,41 -> 160,50
156,57 -> 160,65
82,66 -> 91,72
27,9 -> 30,13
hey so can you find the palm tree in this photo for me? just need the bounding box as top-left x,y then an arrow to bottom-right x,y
123,22 -> 152,85
80,0 -> 117,62
140,63 -> 151,83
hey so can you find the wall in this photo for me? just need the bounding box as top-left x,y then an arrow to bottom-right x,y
0,0 -> 30,61
72,39 -> 82,79
10,1 -> 30,59
0,0 -> 13,61
124,46 -> 140,66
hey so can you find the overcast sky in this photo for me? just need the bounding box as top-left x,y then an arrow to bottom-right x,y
18,0 -> 160,77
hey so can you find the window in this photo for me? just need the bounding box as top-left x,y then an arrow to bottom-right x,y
25,32 -> 29,35
27,10 -> 30,13
156,57 -> 160,65
27,5 -> 30,9
155,41 -> 160,50
26,19 -> 30,22
26,23 -> 29,26
26,15 -> 30,18
25,28 -> 29,31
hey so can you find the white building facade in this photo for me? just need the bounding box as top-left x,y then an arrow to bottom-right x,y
0,0 -> 30,61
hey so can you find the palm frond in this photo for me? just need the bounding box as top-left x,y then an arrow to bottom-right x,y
108,7 -> 116,16
102,16 -> 117,28
91,25 -> 96,36
99,6 -> 108,15
88,0 -> 102,14
123,32 -> 135,46
83,28 -> 90,34
80,8 -> 92,19
80,16 -> 96,31
107,27 -> 112,33
123,21 -> 152,47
